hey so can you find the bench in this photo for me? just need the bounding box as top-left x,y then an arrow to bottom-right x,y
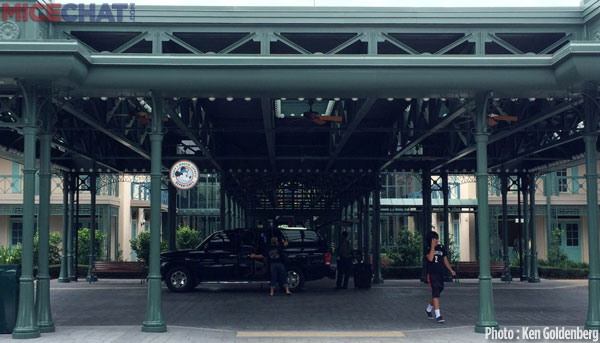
91,261 -> 146,283
455,261 -> 510,283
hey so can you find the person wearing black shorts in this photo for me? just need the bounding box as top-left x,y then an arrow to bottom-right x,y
424,231 -> 456,323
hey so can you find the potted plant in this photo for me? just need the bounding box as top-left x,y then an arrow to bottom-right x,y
0,244 -> 21,334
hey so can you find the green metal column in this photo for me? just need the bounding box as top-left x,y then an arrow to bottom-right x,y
529,174 -> 540,283
474,94 -> 498,333
167,183 -> 177,251
583,89 -> 600,330
363,194 -> 370,260
12,85 -> 41,339
522,175 -> 530,280
220,182 -> 226,230
142,95 -> 167,333
545,174 -> 553,265
372,176 -> 382,284
350,202 -> 356,249
357,197 -> 364,256
442,173 -> 452,281
86,171 -> 97,283
225,194 -> 231,230
501,174 -> 511,282
421,169 -> 432,283
35,120 -> 55,332
59,172 -> 70,283
68,175 -> 76,281
517,179 -> 525,281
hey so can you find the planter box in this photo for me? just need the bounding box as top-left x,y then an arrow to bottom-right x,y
0,265 -> 20,334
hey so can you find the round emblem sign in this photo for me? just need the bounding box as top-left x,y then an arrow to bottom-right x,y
170,160 -> 199,190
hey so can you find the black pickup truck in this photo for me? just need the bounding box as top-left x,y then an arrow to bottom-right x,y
160,228 -> 335,292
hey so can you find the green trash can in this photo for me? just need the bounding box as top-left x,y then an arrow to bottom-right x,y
0,264 -> 20,334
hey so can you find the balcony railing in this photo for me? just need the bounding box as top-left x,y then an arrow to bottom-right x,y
488,174 -> 599,197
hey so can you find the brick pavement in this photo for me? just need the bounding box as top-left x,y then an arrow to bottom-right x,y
0,278 -> 591,342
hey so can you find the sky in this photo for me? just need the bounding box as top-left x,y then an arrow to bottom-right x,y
56,0 -> 583,6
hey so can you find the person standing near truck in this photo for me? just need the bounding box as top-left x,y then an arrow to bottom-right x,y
335,231 -> 352,289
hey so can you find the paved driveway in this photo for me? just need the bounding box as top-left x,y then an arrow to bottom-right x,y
47,278 -> 588,331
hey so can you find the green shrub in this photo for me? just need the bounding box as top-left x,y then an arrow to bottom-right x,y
538,266 -> 588,279
0,244 -> 22,265
77,228 -> 106,265
130,231 -> 167,265
34,232 -> 62,266
382,229 -> 422,267
176,226 -> 203,250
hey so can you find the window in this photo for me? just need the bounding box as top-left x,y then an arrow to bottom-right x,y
453,222 -> 460,246
565,224 -> 578,246
557,169 -> 568,193
11,162 -> 21,193
131,220 -> 137,261
11,221 -> 23,246
282,230 -> 303,243
450,176 -> 460,199
205,232 -> 234,251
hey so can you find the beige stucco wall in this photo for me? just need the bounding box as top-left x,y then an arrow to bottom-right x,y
0,216 -> 8,246
119,180 -> 132,261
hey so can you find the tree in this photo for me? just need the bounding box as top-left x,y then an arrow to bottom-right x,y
34,231 -> 62,266
383,229 -> 423,267
130,231 -> 167,265
77,228 -> 106,265
547,227 -> 569,267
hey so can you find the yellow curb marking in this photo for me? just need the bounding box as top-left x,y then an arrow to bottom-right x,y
236,331 -> 405,338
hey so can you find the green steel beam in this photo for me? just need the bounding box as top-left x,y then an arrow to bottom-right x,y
164,33 -> 203,54
2,42 -> 600,98
113,32 -> 149,53
219,33 -> 256,54
52,140 -> 121,172
435,99 -> 584,171
487,33 -> 524,54
59,102 -> 150,159
381,101 -> 473,171
327,33 -> 364,54
489,130 -> 594,170
51,6 -> 586,26
167,103 -> 222,171
381,33 -> 419,54
326,98 -> 376,172
435,34 -> 473,55
272,33 -> 311,54
261,97 -> 277,172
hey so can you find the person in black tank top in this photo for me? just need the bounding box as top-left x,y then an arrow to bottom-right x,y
424,231 -> 456,323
